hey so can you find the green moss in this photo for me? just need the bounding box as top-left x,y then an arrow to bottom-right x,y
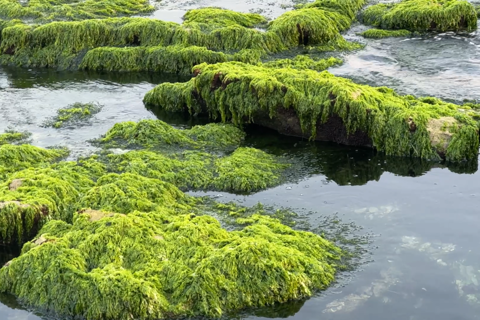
359,28 -> 412,38
0,129 -> 31,145
0,205 -> 342,319
144,62 -> 479,161
361,0 -> 477,32
264,55 -> 343,71
0,144 -> 69,179
305,0 -> 367,20
0,0 -> 154,22
44,102 -> 102,128
96,119 -> 245,150
80,45 -> 231,74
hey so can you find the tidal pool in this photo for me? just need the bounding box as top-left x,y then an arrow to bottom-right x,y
1,2 -> 480,317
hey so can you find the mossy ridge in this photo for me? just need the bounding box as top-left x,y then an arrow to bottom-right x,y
0,129 -> 31,145
0,0 -> 369,71
0,0 -> 154,22
144,62 -> 479,161
0,203 -> 343,319
96,119 -> 246,150
359,28 -> 412,39
44,102 -> 102,128
263,55 -> 343,71
360,0 -> 477,32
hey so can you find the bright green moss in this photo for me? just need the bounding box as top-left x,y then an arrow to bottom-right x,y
183,8 -> 267,28
0,129 -> 31,145
96,120 -> 245,150
144,62 -> 479,161
44,102 -> 102,128
0,206 -> 342,319
361,0 -> 477,32
0,144 -> 69,179
0,0 -> 154,22
80,45 -> 231,74
304,0 -> 367,20
359,28 -> 412,38
264,55 -> 343,71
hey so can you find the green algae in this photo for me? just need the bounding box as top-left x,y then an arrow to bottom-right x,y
96,119 -> 246,150
144,62 -> 479,161
0,205 -> 342,319
0,0 -> 154,23
359,28 -> 412,39
0,129 -> 31,145
44,102 -> 102,128
263,55 -> 343,71
361,0 -> 477,32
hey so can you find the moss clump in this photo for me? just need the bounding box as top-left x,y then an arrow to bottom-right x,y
45,102 -> 102,128
361,0 -> 477,32
0,0 -> 154,23
144,62 -> 479,161
96,120 -> 245,150
0,206 -> 342,319
0,129 -> 31,145
0,144 -> 69,179
80,45 -> 231,74
263,55 -> 342,71
359,28 -> 412,38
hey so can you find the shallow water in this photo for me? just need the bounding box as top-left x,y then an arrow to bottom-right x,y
2,2 -> 480,320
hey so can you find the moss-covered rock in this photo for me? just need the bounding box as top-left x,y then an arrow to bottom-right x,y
263,55 -> 343,71
144,62 -> 479,161
361,0 -> 477,32
183,7 -> 267,27
359,28 -> 412,39
0,206 -> 343,319
0,0 -> 154,23
44,102 -> 102,128
96,119 -> 246,150
0,129 -> 31,145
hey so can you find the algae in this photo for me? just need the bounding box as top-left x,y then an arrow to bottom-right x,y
0,129 -> 31,145
144,62 -> 479,161
96,119 -> 245,150
0,205 -> 343,319
263,55 -> 343,71
44,102 -> 102,128
361,0 -> 477,32
359,28 -> 412,39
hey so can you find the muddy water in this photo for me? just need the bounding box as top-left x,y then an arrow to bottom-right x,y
1,2 -> 480,320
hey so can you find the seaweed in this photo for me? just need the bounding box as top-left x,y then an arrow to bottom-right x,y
0,205 -> 343,319
0,0 -> 154,23
144,62 -> 479,161
263,55 -> 343,71
359,28 -> 412,38
183,8 -> 267,28
361,0 -> 477,32
95,120 -> 245,150
44,102 -> 102,128
0,129 -> 31,145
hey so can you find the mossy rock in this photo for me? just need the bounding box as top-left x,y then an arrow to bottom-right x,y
0,0 -> 154,23
0,129 -> 31,145
0,206 -> 342,319
359,28 -> 412,39
263,55 -> 343,71
144,62 -> 479,161
361,0 -> 477,32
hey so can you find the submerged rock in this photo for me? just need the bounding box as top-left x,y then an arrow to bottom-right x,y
144,62 -> 480,161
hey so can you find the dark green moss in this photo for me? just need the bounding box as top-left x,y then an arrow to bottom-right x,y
361,0 -> 477,32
